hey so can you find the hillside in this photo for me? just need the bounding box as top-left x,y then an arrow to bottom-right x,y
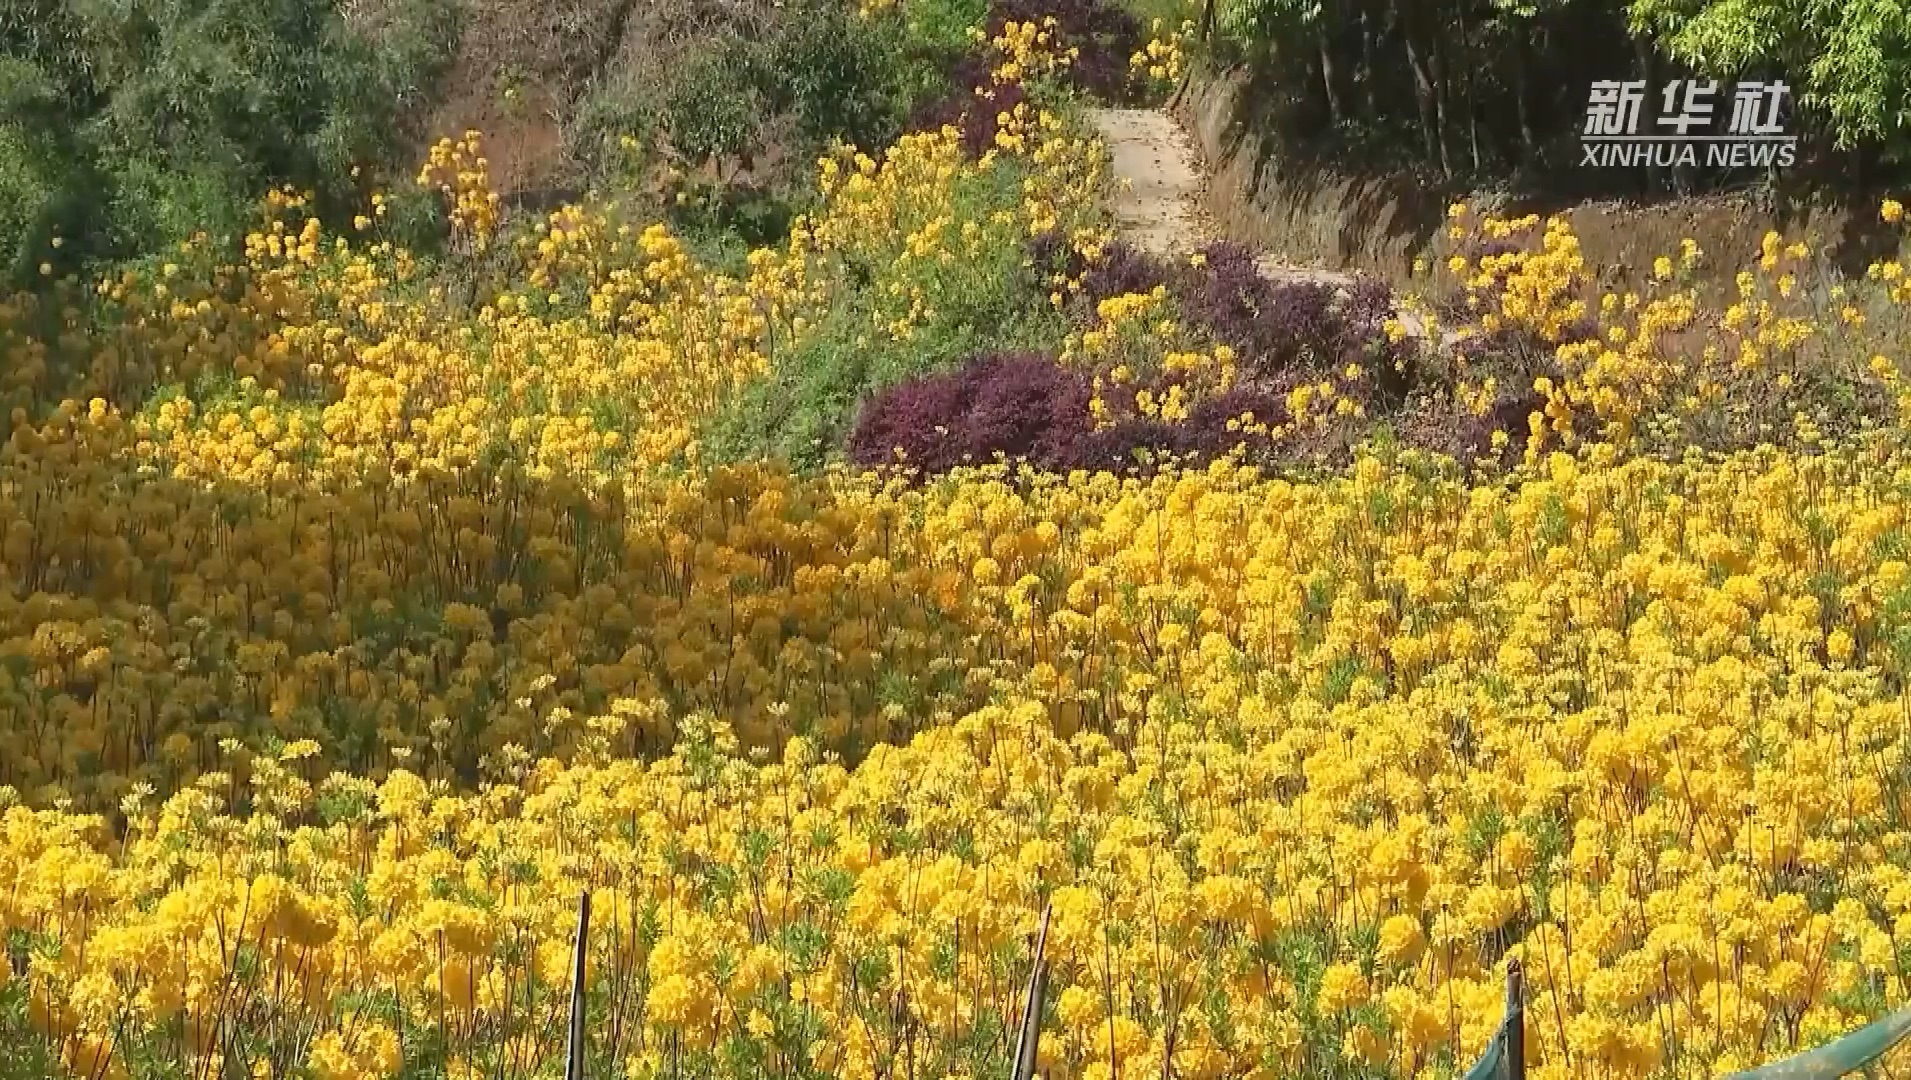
6,2 -> 1911,1080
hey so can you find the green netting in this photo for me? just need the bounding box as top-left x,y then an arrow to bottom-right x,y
1722,1007 -> 1911,1079
1461,1008 -> 1518,1080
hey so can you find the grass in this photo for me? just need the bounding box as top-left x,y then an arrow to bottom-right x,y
698,152 -> 1080,472
1117,0 -> 1198,33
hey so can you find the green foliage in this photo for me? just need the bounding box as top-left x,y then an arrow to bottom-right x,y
0,978 -> 57,1080
901,0 -> 992,53
0,58 -> 90,282
764,0 -> 943,150
1629,0 -> 1911,152
380,184 -> 452,259
565,73 -> 655,187
664,51 -> 772,163
567,0 -> 966,277
676,184 -> 808,253
648,0 -> 949,167
711,286 -> 1064,465
0,0 -> 461,286
699,159 -> 1068,471
1208,0 -> 1911,183
1217,0 -> 1321,52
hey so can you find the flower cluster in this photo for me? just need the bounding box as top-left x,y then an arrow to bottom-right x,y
1419,201 -> 1911,459
417,132 -> 502,253
1130,17 -> 1194,92
986,0 -> 1147,102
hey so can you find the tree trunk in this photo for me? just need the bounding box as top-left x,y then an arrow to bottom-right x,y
1359,6 -> 1378,119
1397,0 -> 1441,172
1426,2 -> 1454,177
1317,21 -> 1343,127
1632,34 -> 1659,193
1457,1 -> 1480,171
1510,28 -> 1536,166
1199,0 -> 1215,42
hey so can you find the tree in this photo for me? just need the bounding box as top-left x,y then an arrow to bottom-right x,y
0,0 -> 460,285
1629,0 -> 1911,153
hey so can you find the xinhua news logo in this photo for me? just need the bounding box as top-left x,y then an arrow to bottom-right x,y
1580,79 -> 1798,169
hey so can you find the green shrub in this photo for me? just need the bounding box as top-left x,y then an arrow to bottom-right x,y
662,51 -> 771,163
900,0 -> 992,53
700,158 -> 1071,471
382,184 -> 452,259
566,76 -> 656,184
98,139 -> 255,257
701,298 -> 1069,470
652,0 -> 952,167
0,60 -> 91,284
764,0 -> 925,151
671,186 -> 806,252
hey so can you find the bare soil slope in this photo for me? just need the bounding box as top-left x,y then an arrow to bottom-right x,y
1089,106 -> 1459,340
355,0 -> 785,197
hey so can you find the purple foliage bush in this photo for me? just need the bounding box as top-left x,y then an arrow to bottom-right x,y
849,347 -> 1416,479
1086,243 -> 1173,302
1175,243 -> 1405,398
1031,236 -> 1172,309
1055,375 -> 1340,473
847,353 -> 1094,474
1334,275 -> 1412,403
1175,243 -> 1329,376
1337,275 -> 1399,342
1464,235 -> 1527,262
905,59 -> 1031,157
1459,311 -> 1598,377
906,56 -> 1031,159
905,0 -> 1148,158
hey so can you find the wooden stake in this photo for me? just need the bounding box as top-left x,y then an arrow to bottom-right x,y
566,891 -> 592,1080
1012,905 -> 1054,1080
1506,955 -> 1526,1080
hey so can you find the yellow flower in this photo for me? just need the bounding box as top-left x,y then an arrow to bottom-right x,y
1377,914 -> 1426,966
1316,963 -> 1369,1014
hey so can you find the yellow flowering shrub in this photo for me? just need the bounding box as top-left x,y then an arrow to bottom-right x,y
1419,200 -> 1911,460
417,132 -> 502,254
1129,18 -> 1195,93
14,435 -> 1911,1078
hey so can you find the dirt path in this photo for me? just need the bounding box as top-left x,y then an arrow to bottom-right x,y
1087,107 -> 1356,288
1089,108 -> 1209,259
1087,106 -> 1451,342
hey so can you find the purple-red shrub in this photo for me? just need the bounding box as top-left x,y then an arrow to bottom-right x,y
1084,243 -> 1172,306
1464,235 -> 1527,262
847,353 -> 1094,474
907,63 -> 1031,159
1030,237 -> 1171,309
1334,276 -> 1412,404
1396,386 -> 1547,469
1174,243 -> 1318,376
848,349 -> 1405,479
1175,243 -> 1407,399
905,0 -> 1148,157
1055,384 -> 1312,473
1337,276 -> 1399,346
